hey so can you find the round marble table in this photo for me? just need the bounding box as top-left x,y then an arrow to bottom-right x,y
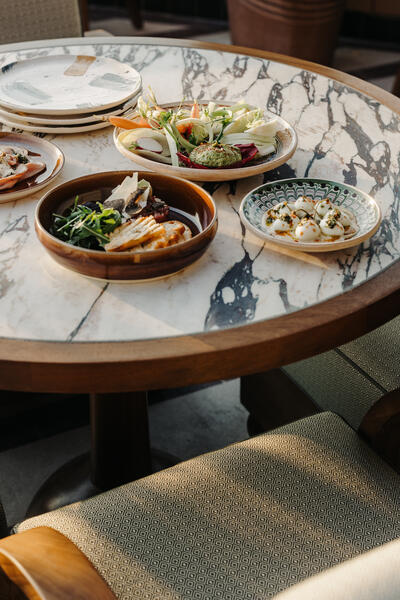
0,37 -> 399,509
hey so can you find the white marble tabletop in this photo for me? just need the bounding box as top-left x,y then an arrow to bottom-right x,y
0,38 -> 399,344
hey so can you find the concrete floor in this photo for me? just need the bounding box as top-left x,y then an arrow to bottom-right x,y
1,380 -> 247,526
1,17 -> 399,528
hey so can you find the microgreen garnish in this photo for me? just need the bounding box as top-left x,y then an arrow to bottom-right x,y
51,197 -> 122,250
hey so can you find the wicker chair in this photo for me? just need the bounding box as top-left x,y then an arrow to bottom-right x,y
0,0 -> 83,45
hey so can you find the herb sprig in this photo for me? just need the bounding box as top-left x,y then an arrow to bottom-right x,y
51,197 -> 122,250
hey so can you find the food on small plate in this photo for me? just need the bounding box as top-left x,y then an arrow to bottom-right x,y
51,173 -> 193,252
262,195 -> 358,243
111,89 -> 280,169
0,145 -> 45,190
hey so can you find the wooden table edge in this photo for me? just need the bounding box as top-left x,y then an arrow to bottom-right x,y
0,261 -> 398,392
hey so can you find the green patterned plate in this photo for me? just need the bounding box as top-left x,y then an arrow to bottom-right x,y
239,178 -> 381,253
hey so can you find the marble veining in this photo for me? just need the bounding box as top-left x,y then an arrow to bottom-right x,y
0,41 -> 398,343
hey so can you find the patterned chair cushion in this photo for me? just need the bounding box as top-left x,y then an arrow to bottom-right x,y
283,315 -> 400,429
0,0 -> 82,45
17,412 -> 400,599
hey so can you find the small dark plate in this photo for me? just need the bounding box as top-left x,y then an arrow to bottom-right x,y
35,170 -> 218,281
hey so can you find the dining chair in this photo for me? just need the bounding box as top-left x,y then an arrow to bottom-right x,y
0,0 -> 83,45
242,315 -> 400,471
0,410 -> 399,598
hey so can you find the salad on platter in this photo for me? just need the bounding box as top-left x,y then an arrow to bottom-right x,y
51,173 -> 194,253
110,90 -> 283,170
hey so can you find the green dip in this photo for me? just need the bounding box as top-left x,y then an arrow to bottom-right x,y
189,143 -> 241,167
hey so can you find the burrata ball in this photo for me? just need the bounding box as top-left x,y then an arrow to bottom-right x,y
294,195 -> 314,217
320,213 -> 345,237
315,198 -> 333,217
295,218 -> 320,241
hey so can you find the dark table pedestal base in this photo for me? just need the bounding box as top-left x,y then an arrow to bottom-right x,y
25,391 -> 179,519
26,448 -> 179,519
26,453 -> 98,518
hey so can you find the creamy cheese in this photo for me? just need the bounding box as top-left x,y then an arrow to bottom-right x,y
271,218 -> 291,232
315,198 -> 333,217
295,218 -> 320,241
0,159 -> 14,179
294,195 -> 314,216
319,214 -> 345,237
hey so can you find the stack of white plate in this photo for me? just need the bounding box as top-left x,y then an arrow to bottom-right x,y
0,55 -> 142,134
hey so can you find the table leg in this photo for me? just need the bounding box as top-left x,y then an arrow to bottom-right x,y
240,371 -> 318,435
90,391 -> 151,490
25,391 -> 159,519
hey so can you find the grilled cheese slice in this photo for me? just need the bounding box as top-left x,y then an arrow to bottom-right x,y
105,215 -> 164,252
131,220 -> 193,252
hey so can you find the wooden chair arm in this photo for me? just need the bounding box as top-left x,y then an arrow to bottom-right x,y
359,388 -> 400,473
0,527 -> 116,600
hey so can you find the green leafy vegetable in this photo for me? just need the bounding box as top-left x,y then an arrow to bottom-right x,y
169,122 -> 196,153
51,197 -> 122,250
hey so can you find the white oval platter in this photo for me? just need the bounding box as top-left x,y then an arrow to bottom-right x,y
0,55 -> 142,115
0,89 -> 141,125
113,101 -> 297,182
0,115 -> 111,134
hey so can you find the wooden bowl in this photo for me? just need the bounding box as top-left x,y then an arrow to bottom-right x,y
35,171 -> 218,281
113,101 -> 297,182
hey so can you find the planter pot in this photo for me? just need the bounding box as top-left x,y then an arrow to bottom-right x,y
227,0 -> 345,65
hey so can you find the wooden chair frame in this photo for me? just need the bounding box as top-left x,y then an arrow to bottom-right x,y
0,528 -> 116,600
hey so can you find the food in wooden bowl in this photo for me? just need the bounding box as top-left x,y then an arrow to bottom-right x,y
112,91 -> 297,182
35,171 -> 217,281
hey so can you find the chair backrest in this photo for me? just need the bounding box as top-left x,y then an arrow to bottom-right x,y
0,0 -> 83,45
283,315 -> 400,430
